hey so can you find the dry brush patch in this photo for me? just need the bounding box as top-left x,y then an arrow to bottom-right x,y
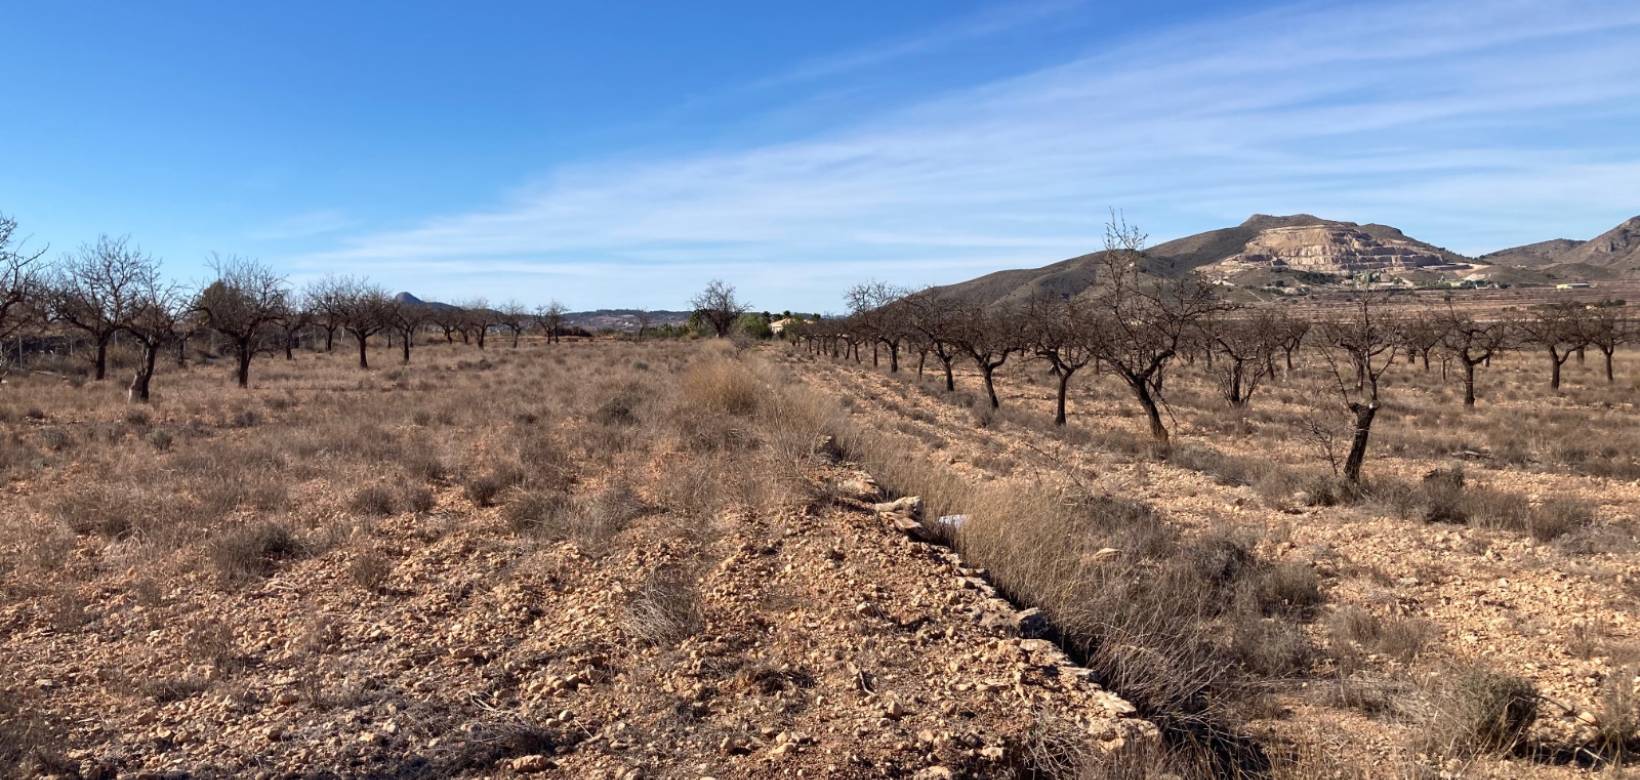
793,342 -> 1640,777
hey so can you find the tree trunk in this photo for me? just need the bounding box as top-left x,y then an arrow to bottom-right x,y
1604,348 -> 1615,383
1054,369 -> 1073,426
128,343 -> 158,403
94,338 -> 109,380
324,326 -> 336,352
916,350 -> 926,377
872,342 -> 879,367
1549,349 -> 1562,390
1342,402 -> 1378,483
176,336 -> 188,368
357,333 -> 370,369
284,334 -> 295,361
1133,380 -> 1169,453
981,365 -> 1000,409
1227,360 -> 1246,406
942,358 -> 955,392
512,330 -> 520,348
888,343 -> 899,373
236,342 -> 252,388
401,330 -> 412,364
1463,361 -> 1477,408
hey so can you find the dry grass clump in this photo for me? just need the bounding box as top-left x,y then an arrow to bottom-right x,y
1326,606 -> 1434,667
1418,663 -> 1540,759
837,420 -> 1314,773
623,564 -> 704,646
47,484 -> 141,538
347,549 -> 394,592
1591,667 -> 1640,767
502,488 -> 573,535
464,466 -> 524,507
206,520 -> 303,585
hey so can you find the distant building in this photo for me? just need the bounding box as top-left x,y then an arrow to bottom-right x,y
1555,282 -> 1592,290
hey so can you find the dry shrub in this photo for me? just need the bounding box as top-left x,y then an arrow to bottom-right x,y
1326,606 -> 1433,664
1592,667 -> 1640,766
1419,663 -> 1539,759
623,565 -> 703,646
348,483 -> 400,517
464,466 -> 523,507
592,384 -> 645,427
573,481 -> 644,550
348,550 -> 393,592
207,521 -> 303,584
502,488 -> 572,535
514,434 -> 575,491
672,358 -> 763,450
1526,497 -> 1594,542
47,484 -> 138,538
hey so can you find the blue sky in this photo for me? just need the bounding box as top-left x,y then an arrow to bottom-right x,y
3,0 -> 1639,312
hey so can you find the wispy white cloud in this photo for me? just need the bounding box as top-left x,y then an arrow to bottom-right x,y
743,0 -> 1085,91
249,209 -> 355,242
290,0 -> 1640,309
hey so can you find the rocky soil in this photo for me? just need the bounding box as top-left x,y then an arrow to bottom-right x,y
791,349 -> 1640,777
2,462 -> 1151,778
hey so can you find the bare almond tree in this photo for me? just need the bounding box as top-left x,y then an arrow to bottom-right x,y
691,280 -> 747,338
1400,313 -> 1446,371
1434,302 -> 1512,407
1089,214 -> 1226,453
461,299 -> 494,349
1,215 -> 46,355
497,300 -> 529,348
121,260 -> 186,403
905,289 -> 962,391
274,291 -> 313,360
336,279 -> 395,369
1516,302 -> 1590,390
846,281 -> 912,372
951,302 -> 1024,409
431,304 -> 465,344
1207,312 -> 1278,407
50,235 -> 149,380
633,310 -> 653,341
390,299 -> 431,364
1583,305 -> 1630,384
195,254 -> 287,388
304,277 -> 347,352
1316,294 -> 1400,483
1026,294 -> 1100,425
534,301 -> 567,344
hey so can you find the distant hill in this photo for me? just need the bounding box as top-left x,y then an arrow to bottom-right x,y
1550,216 -> 1640,272
393,292 -> 460,312
391,293 -> 690,332
1474,216 -> 1640,277
1476,239 -> 1584,268
930,213 -> 1476,306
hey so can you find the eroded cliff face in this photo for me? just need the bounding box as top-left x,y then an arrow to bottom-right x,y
1220,224 -> 1451,273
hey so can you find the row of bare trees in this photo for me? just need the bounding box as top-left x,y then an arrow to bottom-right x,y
795,221 -> 1633,485
0,216 -> 580,401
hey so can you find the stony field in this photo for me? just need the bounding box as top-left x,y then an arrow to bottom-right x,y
2,336 -> 1638,778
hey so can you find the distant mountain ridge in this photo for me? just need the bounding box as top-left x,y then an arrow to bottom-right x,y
390,293 -> 690,332
930,213 -> 1640,305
